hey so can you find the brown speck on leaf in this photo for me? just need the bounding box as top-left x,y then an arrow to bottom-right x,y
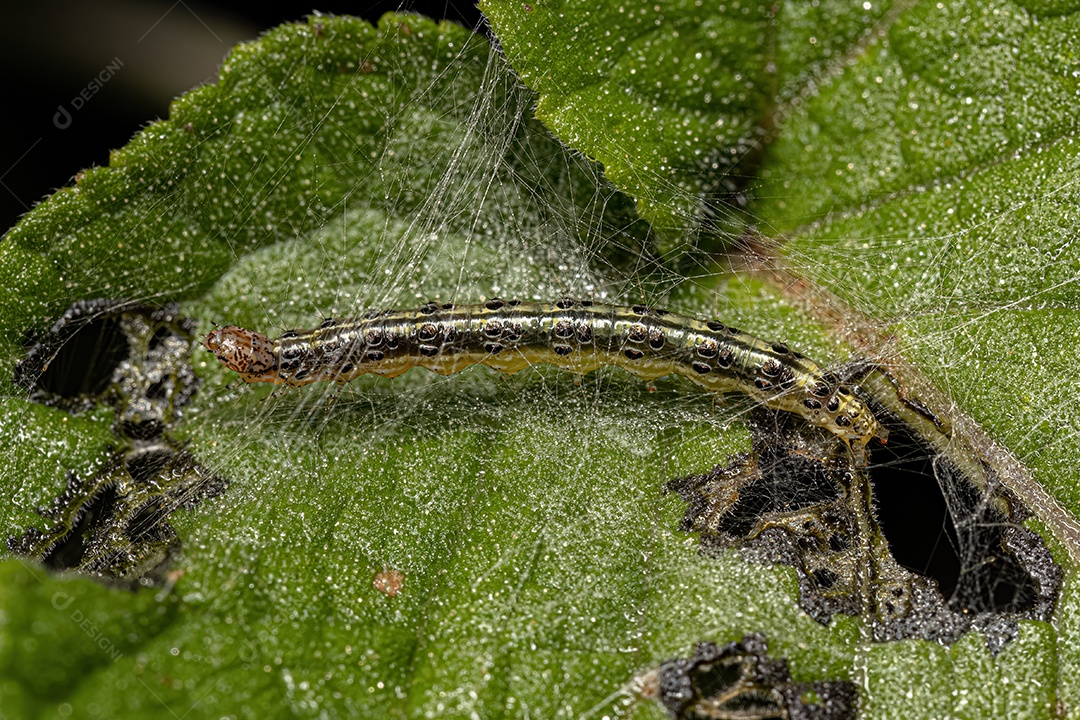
634,669 -> 660,699
360,59 -> 375,74
374,567 -> 404,597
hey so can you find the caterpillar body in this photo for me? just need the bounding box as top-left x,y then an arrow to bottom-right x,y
203,299 -> 887,451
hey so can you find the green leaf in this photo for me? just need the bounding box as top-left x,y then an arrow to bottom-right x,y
480,0 -> 894,241
0,561 -> 179,713
483,0 -> 1080,713
2,5 -> 1078,719
749,0 -> 1080,541
1,13 -> 845,719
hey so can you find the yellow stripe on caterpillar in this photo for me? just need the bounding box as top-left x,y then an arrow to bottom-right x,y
203,299 -> 888,451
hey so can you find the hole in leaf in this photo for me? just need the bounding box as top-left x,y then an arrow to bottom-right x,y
24,314 -> 129,398
11,299 -> 225,586
868,421 -> 1039,615
869,425 -> 962,597
41,483 -> 120,571
669,404 -> 1061,652
640,633 -> 856,719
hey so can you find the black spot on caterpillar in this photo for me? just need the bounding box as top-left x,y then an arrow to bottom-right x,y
203,300 -> 888,451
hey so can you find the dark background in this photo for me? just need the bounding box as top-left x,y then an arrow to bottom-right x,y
0,1 -> 483,237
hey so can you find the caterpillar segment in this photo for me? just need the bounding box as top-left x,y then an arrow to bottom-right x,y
203,299 -> 888,452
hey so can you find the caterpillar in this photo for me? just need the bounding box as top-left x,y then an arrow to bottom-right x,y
203,299 -> 888,452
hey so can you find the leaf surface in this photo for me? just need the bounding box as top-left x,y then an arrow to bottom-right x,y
1,6 -> 1077,719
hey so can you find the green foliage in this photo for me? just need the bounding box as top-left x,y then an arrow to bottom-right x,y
481,0 -> 892,240
2,5 -> 1078,718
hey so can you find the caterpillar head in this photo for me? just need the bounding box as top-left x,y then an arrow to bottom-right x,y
203,326 -> 278,377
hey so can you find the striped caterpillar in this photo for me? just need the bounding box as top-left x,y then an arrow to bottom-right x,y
203,299 -> 887,452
